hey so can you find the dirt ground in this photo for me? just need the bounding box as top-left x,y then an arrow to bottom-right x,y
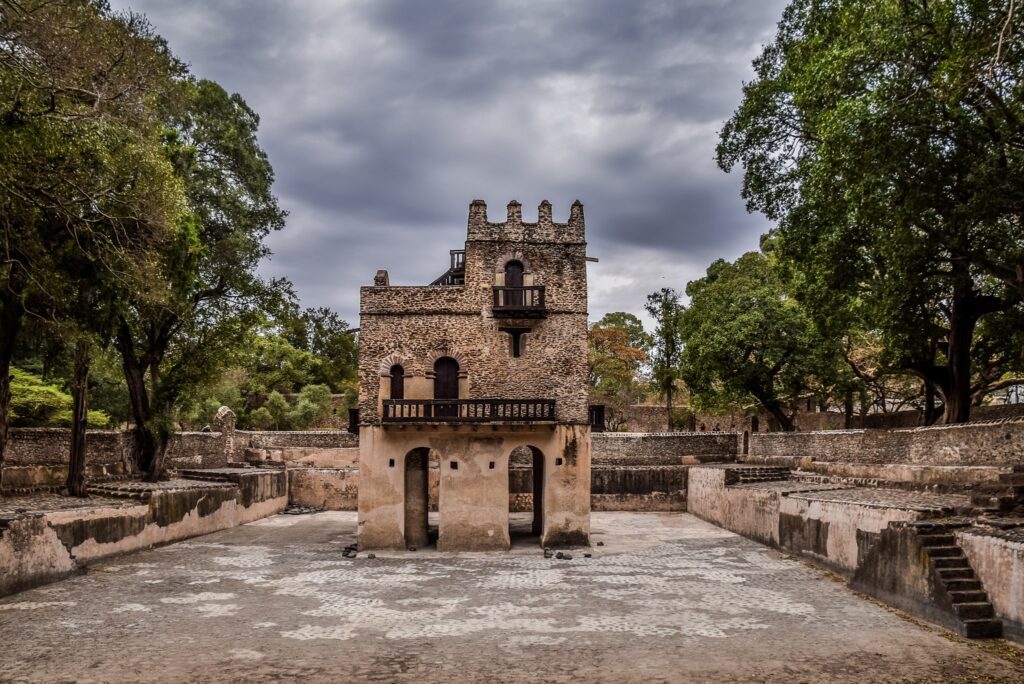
2,511 -> 1022,683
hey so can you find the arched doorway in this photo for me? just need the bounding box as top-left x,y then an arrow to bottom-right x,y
404,447 -> 433,548
433,357 -> 459,418
504,260 -> 524,306
389,364 -> 404,400
508,445 -> 544,544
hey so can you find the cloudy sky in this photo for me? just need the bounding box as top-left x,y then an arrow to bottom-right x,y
111,0 -> 786,329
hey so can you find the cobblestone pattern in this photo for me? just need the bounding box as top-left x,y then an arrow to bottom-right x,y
1,512 -> 1021,682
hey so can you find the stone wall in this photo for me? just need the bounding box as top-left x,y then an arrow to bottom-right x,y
1,421 -> 354,493
747,419 -> 1024,467
358,200 -> 590,426
592,432 -> 738,465
0,469 -> 287,596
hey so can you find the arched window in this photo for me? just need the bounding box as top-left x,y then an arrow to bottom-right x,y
389,364 -> 404,400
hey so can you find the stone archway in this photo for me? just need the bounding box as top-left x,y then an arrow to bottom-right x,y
507,445 -> 544,543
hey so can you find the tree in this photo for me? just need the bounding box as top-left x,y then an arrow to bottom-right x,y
718,0 -> 1024,423
279,306 -> 358,392
114,78 -> 286,480
588,318 -> 649,430
0,0 -> 182,490
644,289 -> 685,431
679,252 -> 831,432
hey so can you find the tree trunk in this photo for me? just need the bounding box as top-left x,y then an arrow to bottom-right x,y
923,381 -> 938,426
0,294 -> 24,494
116,320 -> 157,476
942,265 -> 989,425
665,379 -> 673,432
66,339 -> 90,497
844,392 -> 854,429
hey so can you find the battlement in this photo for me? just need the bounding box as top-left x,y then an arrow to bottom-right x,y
467,199 -> 585,243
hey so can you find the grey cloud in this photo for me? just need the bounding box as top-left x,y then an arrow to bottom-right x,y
112,0 -> 786,329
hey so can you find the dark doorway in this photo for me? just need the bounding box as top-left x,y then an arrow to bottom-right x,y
404,448 -> 430,548
504,260 -> 524,306
433,357 -> 459,417
508,445 -> 544,544
389,364 -> 404,400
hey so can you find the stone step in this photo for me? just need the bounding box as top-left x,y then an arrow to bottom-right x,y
937,567 -> 976,581
955,602 -> 995,620
918,533 -> 955,547
926,546 -> 965,558
961,619 -> 1003,639
944,579 -> 982,592
932,557 -> 971,569
948,590 -> 989,604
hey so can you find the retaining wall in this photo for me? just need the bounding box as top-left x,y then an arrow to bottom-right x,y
747,419 -> 1024,467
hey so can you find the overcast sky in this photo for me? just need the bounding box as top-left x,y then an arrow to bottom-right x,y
110,0 -> 786,329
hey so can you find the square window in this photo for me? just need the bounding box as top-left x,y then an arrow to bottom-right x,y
388,458 -> 395,468
450,461 -> 459,470
489,461 -> 495,469
555,457 -> 564,466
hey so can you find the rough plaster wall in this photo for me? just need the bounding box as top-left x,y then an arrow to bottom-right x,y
288,468 -> 359,511
957,530 -> 1024,637
686,468 -> 780,545
777,498 -> 922,574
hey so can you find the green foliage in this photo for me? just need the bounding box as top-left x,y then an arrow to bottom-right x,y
679,252 -> 832,431
717,0 -> 1024,422
588,314 -> 650,429
10,369 -> 110,428
644,289 -> 685,404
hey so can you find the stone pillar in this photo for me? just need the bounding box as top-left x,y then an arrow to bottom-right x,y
214,406 -> 237,465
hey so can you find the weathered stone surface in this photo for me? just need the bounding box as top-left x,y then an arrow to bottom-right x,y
3,512 -> 1022,683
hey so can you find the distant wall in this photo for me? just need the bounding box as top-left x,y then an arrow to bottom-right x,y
592,432 -> 737,465
747,419 -> 1024,467
1,420 -> 355,493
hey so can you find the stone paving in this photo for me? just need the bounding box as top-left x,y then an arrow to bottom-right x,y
2,512 -> 1022,683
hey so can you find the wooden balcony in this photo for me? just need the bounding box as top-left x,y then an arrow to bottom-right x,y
492,285 -> 546,318
382,398 -> 556,423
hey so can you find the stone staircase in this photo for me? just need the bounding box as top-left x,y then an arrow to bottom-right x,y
914,522 -> 1002,639
728,466 -> 791,485
970,466 -> 1024,516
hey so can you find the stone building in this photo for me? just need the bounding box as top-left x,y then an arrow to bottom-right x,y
357,200 -> 592,550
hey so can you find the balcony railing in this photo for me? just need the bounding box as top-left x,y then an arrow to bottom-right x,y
492,285 -> 546,317
382,398 -> 556,423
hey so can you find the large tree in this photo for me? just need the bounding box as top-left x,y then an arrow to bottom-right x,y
0,0 -> 182,490
114,78 -> 286,480
718,0 -> 1024,423
588,313 -> 650,430
679,252 -> 833,432
645,289 -> 685,431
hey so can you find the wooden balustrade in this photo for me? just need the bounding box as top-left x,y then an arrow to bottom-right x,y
382,399 -> 556,423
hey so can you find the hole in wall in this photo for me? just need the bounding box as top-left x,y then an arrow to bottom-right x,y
389,458 -> 395,467
555,457 -> 563,466
450,461 -> 459,470
489,461 -> 495,469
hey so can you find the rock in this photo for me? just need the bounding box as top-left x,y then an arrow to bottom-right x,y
555,551 -> 564,559
596,541 -> 604,546
367,553 -> 376,559
584,553 -> 592,558
543,549 -> 553,558
408,546 -> 417,552
561,553 -> 573,560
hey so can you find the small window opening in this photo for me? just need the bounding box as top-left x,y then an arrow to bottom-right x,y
500,327 -> 530,358
450,461 -> 459,470
489,461 -> 495,470
555,457 -> 563,466
389,458 -> 395,468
